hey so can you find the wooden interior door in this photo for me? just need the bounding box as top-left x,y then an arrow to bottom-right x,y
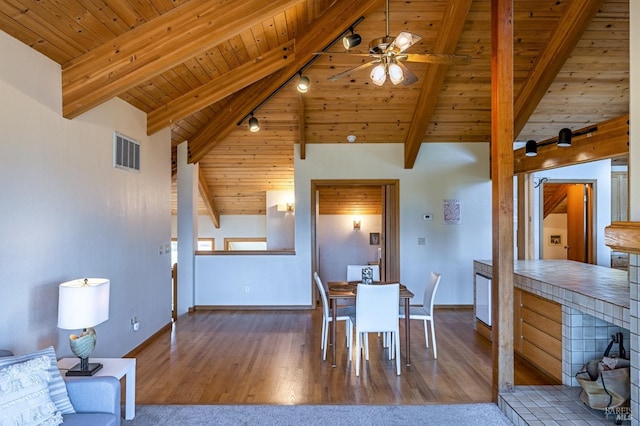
565,184 -> 586,262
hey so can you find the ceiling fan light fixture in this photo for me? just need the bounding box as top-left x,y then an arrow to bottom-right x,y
525,140 -> 538,157
393,32 -> 414,52
558,128 -> 572,147
297,75 -> 310,93
248,114 -> 260,132
370,63 -> 387,86
388,62 -> 404,85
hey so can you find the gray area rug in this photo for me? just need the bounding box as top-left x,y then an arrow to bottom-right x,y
123,403 -> 512,425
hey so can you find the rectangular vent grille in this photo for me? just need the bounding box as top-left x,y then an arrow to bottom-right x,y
114,132 -> 140,172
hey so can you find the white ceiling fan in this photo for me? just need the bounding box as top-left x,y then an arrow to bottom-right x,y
316,0 -> 471,86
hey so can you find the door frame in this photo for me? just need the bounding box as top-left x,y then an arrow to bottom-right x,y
310,179 -> 400,304
538,179 -> 596,263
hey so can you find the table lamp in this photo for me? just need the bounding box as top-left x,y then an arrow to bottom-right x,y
57,278 -> 110,376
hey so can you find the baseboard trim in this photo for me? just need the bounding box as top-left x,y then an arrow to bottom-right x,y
434,304 -> 472,310
124,321 -> 173,358
193,305 -> 313,311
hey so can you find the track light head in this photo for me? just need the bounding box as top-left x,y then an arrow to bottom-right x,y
558,128 -> 572,147
297,75 -> 310,93
525,140 -> 538,157
342,29 -> 362,49
248,114 -> 260,132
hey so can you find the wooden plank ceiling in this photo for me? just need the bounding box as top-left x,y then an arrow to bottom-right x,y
0,0 -> 629,221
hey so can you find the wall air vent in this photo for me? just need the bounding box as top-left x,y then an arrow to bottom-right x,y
113,132 -> 140,172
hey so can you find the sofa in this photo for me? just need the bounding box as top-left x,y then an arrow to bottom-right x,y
0,347 -> 121,426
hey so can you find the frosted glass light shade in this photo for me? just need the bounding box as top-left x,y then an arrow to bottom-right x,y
388,63 -> 404,85
394,32 -> 414,51
58,278 -> 110,330
370,64 -> 387,86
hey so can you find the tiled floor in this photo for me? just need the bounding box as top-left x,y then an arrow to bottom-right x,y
498,385 -> 631,425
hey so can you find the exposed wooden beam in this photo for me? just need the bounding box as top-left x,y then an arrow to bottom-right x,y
147,40 -> 295,135
403,0 -> 472,169
514,0 -> 604,137
198,169 -> 220,229
187,0 -> 384,164
61,0 -> 301,119
514,115 -> 629,174
298,93 -> 306,160
491,0 -> 514,401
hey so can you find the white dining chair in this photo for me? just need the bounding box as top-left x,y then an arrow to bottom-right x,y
399,272 -> 441,358
350,283 -> 401,376
314,272 -> 353,360
346,264 -> 380,282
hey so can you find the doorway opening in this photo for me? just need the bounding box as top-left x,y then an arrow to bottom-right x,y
310,180 -> 400,299
539,180 -> 595,263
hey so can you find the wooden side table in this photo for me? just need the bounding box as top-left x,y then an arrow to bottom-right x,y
58,357 -> 136,420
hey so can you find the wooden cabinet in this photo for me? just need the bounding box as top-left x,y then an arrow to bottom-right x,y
514,289 -> 562,382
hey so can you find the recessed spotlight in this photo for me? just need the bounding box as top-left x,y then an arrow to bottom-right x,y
347,135 -> 356,143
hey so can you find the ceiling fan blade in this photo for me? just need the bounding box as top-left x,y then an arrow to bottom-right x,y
402,53 -> 472,65
327,60 -> 379,81
388,32 -> 422,53
313,51 -> 373,58
396,61 -> 419,86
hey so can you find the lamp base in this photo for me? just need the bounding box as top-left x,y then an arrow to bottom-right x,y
65,361 -> 103,376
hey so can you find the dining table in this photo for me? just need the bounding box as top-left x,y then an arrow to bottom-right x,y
327,281 -> 414,368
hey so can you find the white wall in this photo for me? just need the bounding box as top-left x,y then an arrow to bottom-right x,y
0,30 -> 172,357
194,142 -> 492,307
318,214 -> 382,283
542,214 -> 568,259
266,190 -> 295,250
532,160 -> 612,266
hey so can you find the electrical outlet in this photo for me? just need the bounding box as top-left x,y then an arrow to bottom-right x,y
158,245 -> 163,255
243,285 -> 250,293
130,317 -> 140,331
423,213 -> 433,221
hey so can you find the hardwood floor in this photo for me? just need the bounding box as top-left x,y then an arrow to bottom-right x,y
132,307 -> 555,405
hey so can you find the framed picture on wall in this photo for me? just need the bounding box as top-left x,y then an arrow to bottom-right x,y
369,233 -> 380,245
549,235 -> 561,245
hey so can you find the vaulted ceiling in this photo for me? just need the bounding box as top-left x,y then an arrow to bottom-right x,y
0,0 -> 629,222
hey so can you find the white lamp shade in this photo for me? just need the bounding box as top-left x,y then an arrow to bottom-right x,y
58,278 -> 110,330
388,63 -> 404,85
370,63 -> 387,86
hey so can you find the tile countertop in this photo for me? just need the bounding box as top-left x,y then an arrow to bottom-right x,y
474,259 -> 630,328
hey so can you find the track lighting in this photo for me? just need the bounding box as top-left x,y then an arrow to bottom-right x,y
525,140 -> 537,157
297,74 -> 310,93
342,28 -> 362,49
558,128 -> 572,147
248,113 -> 260,132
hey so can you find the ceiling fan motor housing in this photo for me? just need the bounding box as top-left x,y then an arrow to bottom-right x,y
369,36 -> 395,54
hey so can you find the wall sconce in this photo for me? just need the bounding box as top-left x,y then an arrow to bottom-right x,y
353,218 -> 361,230
277,203 -> 294,212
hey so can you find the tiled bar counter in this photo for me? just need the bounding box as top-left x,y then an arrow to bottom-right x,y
473,259 -> 633,424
